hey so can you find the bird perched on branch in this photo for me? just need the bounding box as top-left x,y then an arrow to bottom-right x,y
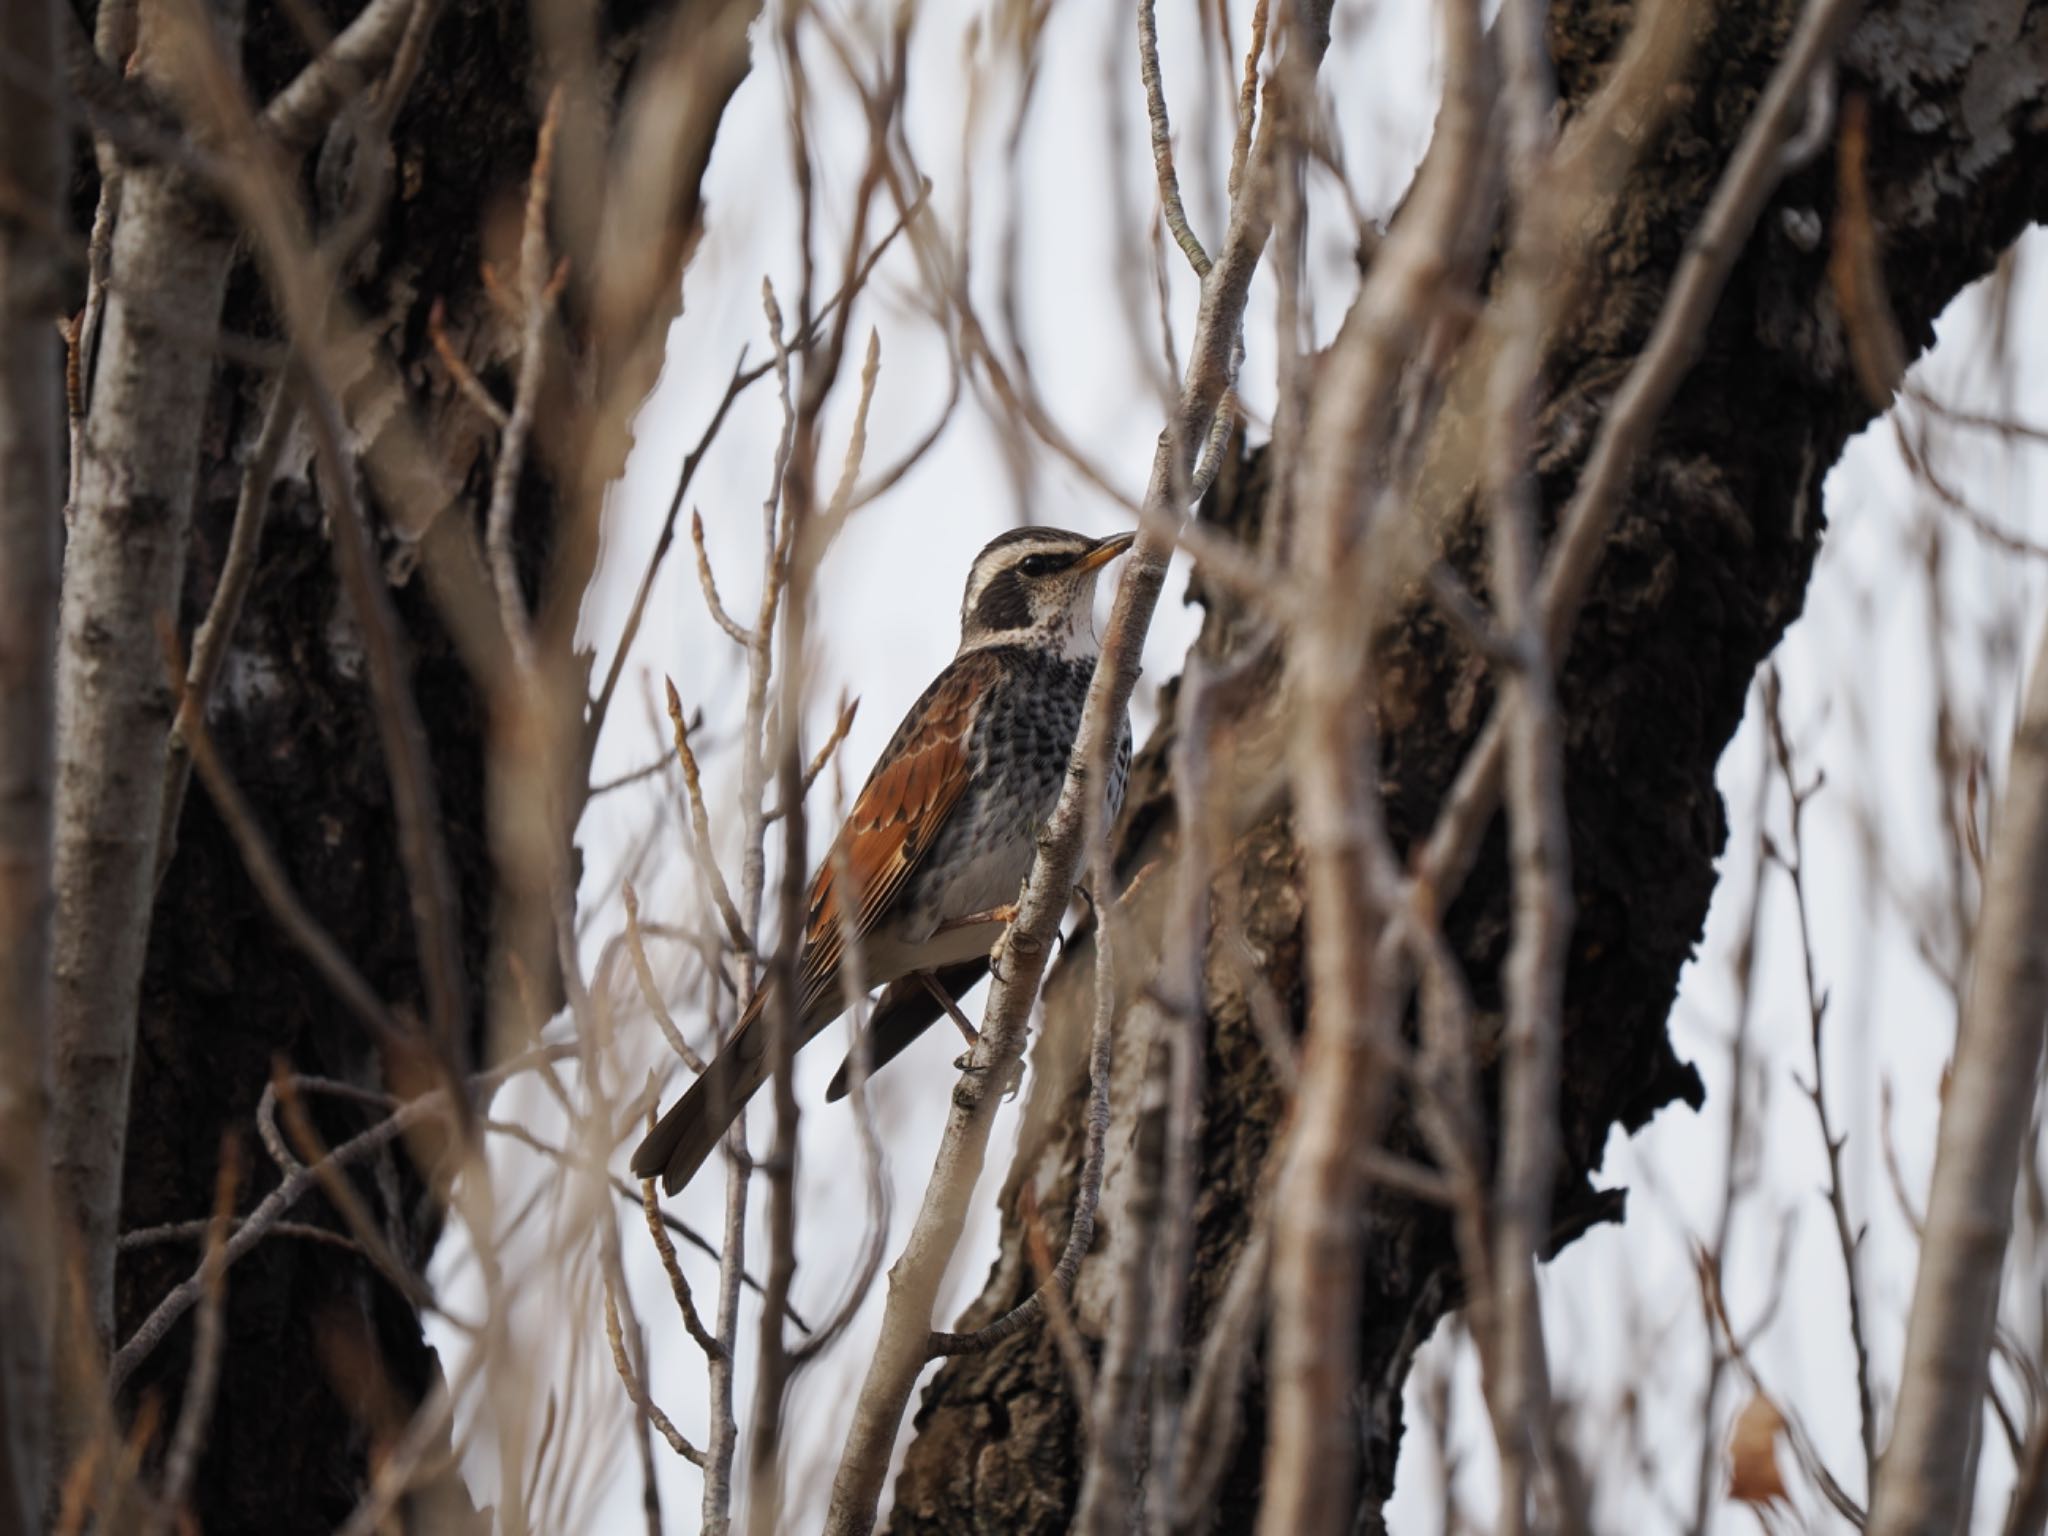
631,525 -> 1137,1195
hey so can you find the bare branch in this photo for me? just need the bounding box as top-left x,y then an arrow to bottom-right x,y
1143,664 -> 1227,1527
622,881 -> 706,1073
155,373 -> 300,886
1415,0 -> 1868,907
639,1150 -> 722,1361
273,1073 -> 445,1323
1139,0 -> 1211,277
261,0 -> 417,152
51,0 -> 244,1346
823,6 -> 1334,1530
1482,3 -> 1572,1521
1227,0 -> 1268,204
764,693 -> 860,822
1073,1034 -> 1167,1535
331,1366 -> 470,1536
928,859 -> 1120,1361
107,1048 -> 553,1394
1762,671 -> 1878,1490
589,754 -> 672,800
1167,1221 -> 1271,1532
1870,607 -> 2048,1535
602,1272 -> 706,1467
1263,0 -> 1482,1523
663,677 -> 751,955
486,89 -> 565,678
691,508 -> 756,646
169,643 -> 409,1048
427,299 -> 508,430
138,1139 -> 239,1536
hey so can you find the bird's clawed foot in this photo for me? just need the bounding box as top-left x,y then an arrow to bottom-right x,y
952,1050 -> 1023,1103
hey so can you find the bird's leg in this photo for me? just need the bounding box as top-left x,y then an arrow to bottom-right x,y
933,903 -> 1019,935
915,969 -> 981,1049
937,900 -> 1024,982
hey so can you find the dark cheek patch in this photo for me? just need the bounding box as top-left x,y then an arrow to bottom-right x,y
974,569 -> 1032,631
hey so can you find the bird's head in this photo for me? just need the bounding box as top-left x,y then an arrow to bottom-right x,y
956,526 -> 1136,659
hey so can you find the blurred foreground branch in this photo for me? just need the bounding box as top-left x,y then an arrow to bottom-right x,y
1871,620 -> 2048,1531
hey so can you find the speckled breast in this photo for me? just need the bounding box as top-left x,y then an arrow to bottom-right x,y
906,649 -> 1130,933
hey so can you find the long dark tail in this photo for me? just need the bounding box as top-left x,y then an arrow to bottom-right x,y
824,959 -> 988,1102
631,983 -> 818,1194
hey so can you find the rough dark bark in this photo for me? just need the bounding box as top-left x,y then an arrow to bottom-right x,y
885,0 -> 2048,1531
93,1 -> 750,1527
0,0 -> 66,1526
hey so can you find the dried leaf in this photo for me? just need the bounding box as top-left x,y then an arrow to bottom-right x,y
1728,1394 -> 1789,1506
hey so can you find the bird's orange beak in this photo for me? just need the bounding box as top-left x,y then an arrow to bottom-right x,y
1075,531 -> 1137,573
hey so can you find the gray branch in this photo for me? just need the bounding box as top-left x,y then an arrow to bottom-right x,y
50,0 -> 241,1356
1869,609 -> 2048,1531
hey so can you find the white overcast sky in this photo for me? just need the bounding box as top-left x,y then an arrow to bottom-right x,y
430,2 -> 2048,1530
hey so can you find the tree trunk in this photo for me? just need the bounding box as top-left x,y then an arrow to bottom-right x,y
96,1 -> 753,1526
0,0 -> 66,1524
886,0 -> 2048,1530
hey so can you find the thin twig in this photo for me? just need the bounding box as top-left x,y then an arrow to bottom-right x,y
789,755 -> 890,1371
819,327 -> 882,532
141,1138 -> 240,1536
1700,1249 -> 1867,1526
1139,0 -> 1211,277
168,637 -> 409,1050
156,372 -> 301,887
1763,670 -> 1878,1489
260,0 -> 416,151
589,754 -> 672,799
1413,0 -> 1870,910
589,186 -> 926,749
927,860 -> 1121,1359
639,1150 -> 723,1361
427,298 -> 509,429
664,677 -> 751,954
1263,0 -> 1479,1524
1168,1220 -> 1271,1532
273,1073 -> 452,1325
603,1271 -> 707,1466
1484,2 -> 1572,1519
1143,663 -> 1225,1534
485,89 -> 564,677
1227,0 -> 1268,203
691,508 -> 755,645
622,881 -> 707,1072
300,364 -> 473,1100
107,1045 -> 569,1393
764,693 -> 860,822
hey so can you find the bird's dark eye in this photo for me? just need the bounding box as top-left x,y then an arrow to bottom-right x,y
1017,553 -> 1067,578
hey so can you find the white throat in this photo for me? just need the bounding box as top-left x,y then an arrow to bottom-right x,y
955,596 -> 1102,659
1050,603 -> 1101,660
